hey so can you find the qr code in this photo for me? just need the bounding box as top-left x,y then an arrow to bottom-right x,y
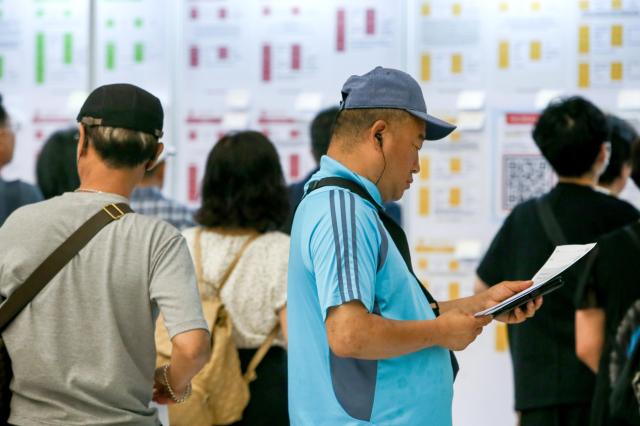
502,154 -> 553,211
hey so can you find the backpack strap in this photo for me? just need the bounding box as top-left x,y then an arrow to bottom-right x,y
193,228 -> 259,296
194,228 -> 281,381
624,223 -> 640,253
0,203 -> 132,331
535,195 -> 567,246
304,177 -> 459,378
243,323 -> 280,383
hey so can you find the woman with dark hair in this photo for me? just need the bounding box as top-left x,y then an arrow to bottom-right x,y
182,131 -> 290,425
36,127 -> 81,199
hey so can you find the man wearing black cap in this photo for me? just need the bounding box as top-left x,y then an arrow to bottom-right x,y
287,67 -> 541,425
0,84 -> 210,425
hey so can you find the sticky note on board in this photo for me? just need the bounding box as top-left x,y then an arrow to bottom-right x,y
535,90 -> 563,110
451,53 -> 462,74
421,3 -> 431,16
611,25 -> 623,47
450,131 -> 462,142
226,89 -> 251,109
294,92 -> 323,112
500,2 -> 509,12
449,187 -> 461,207
580,0 -> 589,10
454,240 -> 482,260
579,63 -> 590,88
421,54 -> 431,82
456,91 -> 485,110
452,3 -> 462,16
449,260 -> 460,272
222,112 -> 248,129
531,1 -> 541,11
579,26 -> 590,54
617,90 -> 640,109
499,41 -> 509,69
419,187 -> 430,216
612,0 -> 622,10
456,111 -> 485,131
611,62 -> 623,81
449,282 -> 460,300
496,323 -> 508,351
530,41 -> 541,61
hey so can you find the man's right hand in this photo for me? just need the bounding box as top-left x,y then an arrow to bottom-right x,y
434,308 -> 492,351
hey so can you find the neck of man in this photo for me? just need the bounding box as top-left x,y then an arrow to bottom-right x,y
77,159 -> 144,200
557,172 -> 598,188
327,137 -> 389,202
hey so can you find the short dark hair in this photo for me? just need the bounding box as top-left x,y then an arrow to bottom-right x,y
599,115 -> 639,185
532,96 -> 607,178
629,138 -> 640,189
195,131 -> 289,232
83,125 -> 158,168
332,108 -> 411,149
310,107 -> 340,163
37,128 -> 81,199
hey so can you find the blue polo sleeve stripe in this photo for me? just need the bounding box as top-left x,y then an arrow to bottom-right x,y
313,189 -> 377,320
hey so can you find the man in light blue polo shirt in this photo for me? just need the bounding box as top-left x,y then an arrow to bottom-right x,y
287,67 -> 543,425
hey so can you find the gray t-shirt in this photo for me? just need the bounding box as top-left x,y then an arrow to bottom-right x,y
0,192 -> 208,425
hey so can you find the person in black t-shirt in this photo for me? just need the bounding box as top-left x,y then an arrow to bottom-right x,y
575,120 -> 640,426
475,98 -> 640,426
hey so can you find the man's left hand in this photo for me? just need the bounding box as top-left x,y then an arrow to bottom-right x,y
482,280 -> 543,324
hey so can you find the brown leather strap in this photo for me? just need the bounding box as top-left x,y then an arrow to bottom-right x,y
243,323 -> 281,383
0,203 -> 132,331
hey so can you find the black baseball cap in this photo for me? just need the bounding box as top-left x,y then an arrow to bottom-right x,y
77,83 -> 164,138
340,66 -> 456,141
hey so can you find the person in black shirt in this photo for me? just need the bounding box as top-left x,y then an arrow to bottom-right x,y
475,97 -> 640,426
575,118 -> 640,426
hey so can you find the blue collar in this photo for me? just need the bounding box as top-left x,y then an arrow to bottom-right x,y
305,155 -> 384,206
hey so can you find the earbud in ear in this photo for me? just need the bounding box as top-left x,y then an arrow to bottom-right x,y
375,133 -> 383,146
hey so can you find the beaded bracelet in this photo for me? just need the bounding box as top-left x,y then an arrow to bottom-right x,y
162,364 -> 192,404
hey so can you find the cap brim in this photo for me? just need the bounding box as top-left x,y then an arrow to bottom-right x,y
407,110 -> 457,141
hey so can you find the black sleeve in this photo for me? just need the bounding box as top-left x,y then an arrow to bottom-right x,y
574,247 -> 602,309
477,212 -> 514,287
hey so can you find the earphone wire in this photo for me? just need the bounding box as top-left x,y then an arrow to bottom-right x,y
375,144 -> 386,185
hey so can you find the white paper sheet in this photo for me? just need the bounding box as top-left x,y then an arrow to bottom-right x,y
475,243 -> 596,317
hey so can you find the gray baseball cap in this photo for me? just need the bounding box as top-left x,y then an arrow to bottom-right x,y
340,66 -> 456,141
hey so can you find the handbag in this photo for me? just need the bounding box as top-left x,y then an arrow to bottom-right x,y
0,203 -> 132,422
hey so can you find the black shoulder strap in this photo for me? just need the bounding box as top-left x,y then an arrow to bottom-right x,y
305,177 -> 459,377
307,178 -> 439,312
0,203 -> 133,331
624,223 -> 640,253
536,195 -> 567,246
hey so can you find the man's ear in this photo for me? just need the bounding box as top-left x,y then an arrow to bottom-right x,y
369,120 -> 388,150
76,124 -> 87,160
146,142 -> 164,171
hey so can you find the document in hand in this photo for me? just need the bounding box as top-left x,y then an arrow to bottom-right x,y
474,243 -> 597,317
